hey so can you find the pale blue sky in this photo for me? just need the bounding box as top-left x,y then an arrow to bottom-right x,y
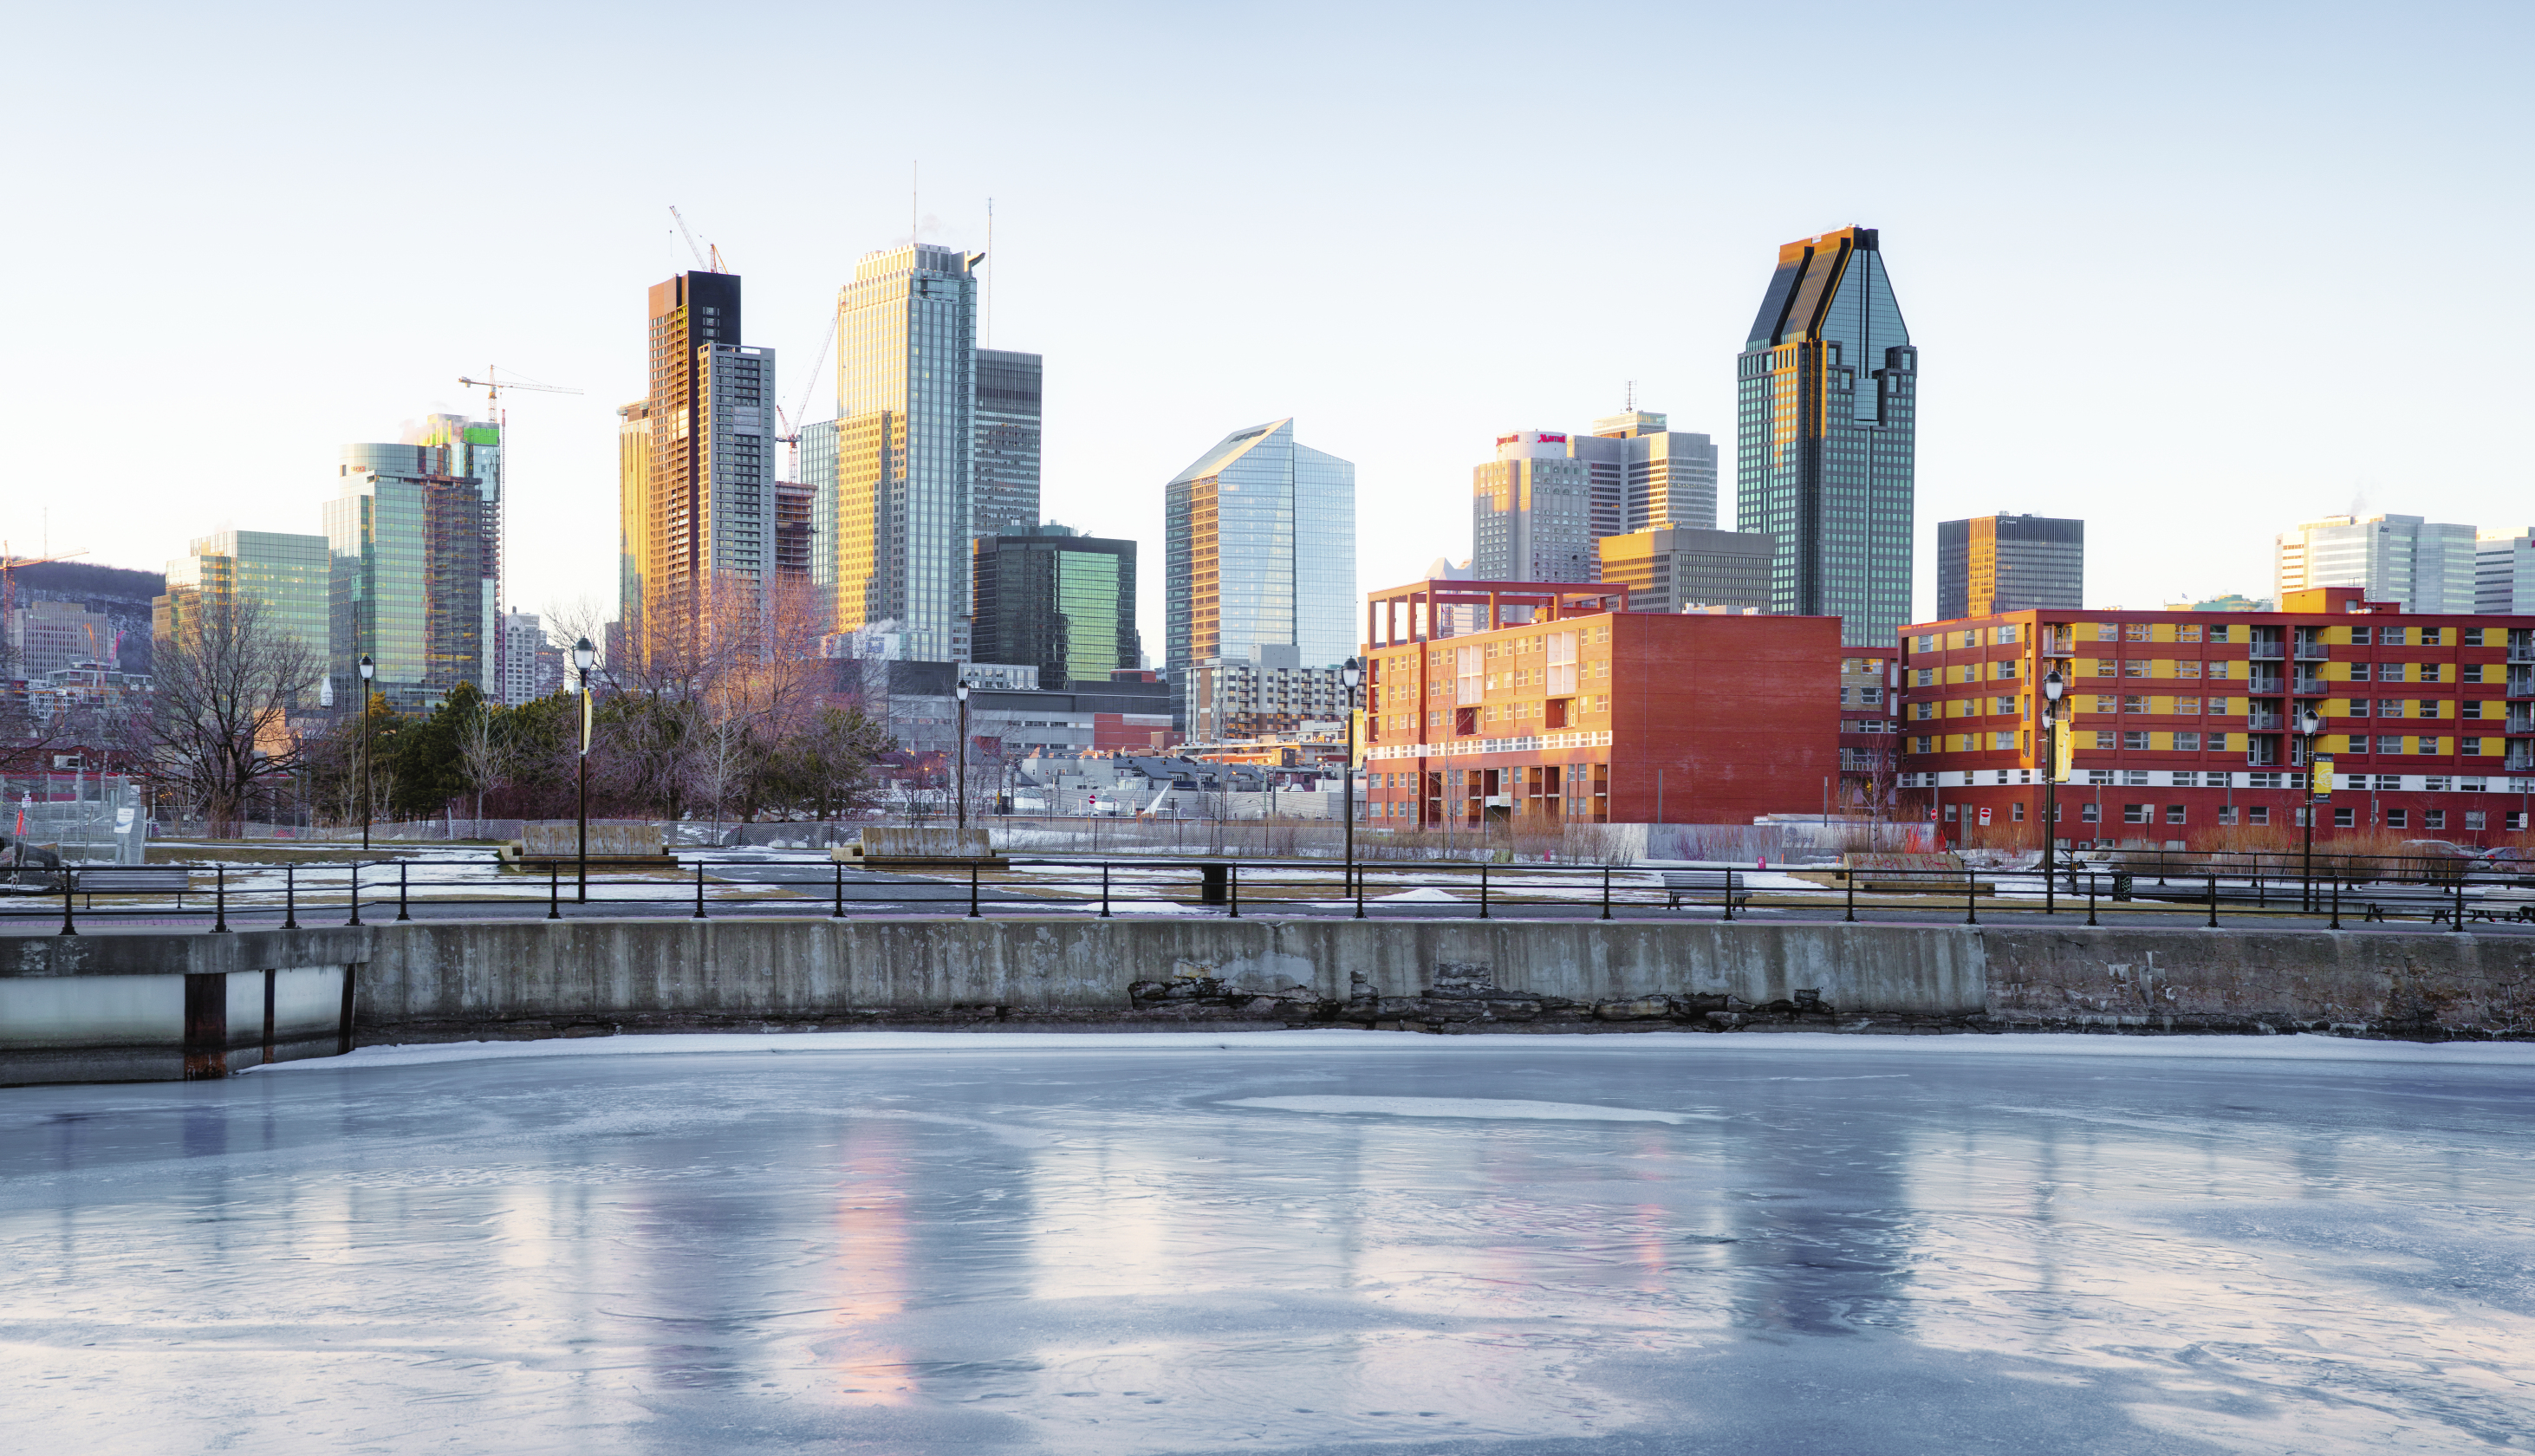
7,1 -> 2528,654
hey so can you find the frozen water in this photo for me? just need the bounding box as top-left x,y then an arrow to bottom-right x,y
4,1033 -> 2533,1454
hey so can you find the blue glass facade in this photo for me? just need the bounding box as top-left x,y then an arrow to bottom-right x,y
1735,226 -> 1916,648
1165,419 -> 1356,725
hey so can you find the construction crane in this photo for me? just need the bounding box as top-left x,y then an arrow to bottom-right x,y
458,367 -> 582,406
774,315 -> 837,480
0,546 -> 88,628
669,205 -> 727,273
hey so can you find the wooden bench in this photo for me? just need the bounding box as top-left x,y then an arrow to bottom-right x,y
1661,870 -> 1752,910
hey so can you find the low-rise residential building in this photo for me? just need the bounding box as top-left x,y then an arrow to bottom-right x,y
1357,577 -> 1840,827
1840,651 -> 1901,813
1895,586 -> 2535,849
1186,647 -> 1352,742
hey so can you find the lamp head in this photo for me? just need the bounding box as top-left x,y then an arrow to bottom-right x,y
573,636 -> 596,672
2043,668 -> 2064,702
1341,655 -> 1362,689
955,681 -> 970,701
357,653 -> 374,681
2299,706 -> 2321,736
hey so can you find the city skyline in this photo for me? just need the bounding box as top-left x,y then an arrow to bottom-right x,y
11,5 -> 2532,663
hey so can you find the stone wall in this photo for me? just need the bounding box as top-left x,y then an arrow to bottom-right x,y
6,919 -> 2531,1084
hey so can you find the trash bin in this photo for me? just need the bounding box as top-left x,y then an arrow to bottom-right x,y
2111,870 -> 2135,902
1198,862 -> 1229,906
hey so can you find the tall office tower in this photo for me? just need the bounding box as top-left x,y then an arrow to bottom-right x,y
1473,432 -> 1595,582
973,349 -> 1042,536
832,244 -> 980,663
972,524 -> 1141,686
1594,527 -> 1774,614
774,481 -> 816,588
1736,225 -> 1916,647
404,414 -> 503,686
1165,419 -> 1355,725
1570,410 -> 1720,537
8,599 -> 118,677
497,611 -> 550,705
625,270 -> 777,664
2479,527 -> 2535,613
797,417 -> 839,600
1935,513 -> 2084,621
614,400 -> 651,653
2272,513 -> 2477,613
326,443 -> 487,712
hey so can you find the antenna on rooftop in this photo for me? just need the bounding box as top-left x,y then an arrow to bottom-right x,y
984,196 -> 993,348
1625,380 -> 1635,413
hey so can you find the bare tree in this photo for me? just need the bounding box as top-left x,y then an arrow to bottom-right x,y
146,598 -> 322,838
454,703 -> 506,838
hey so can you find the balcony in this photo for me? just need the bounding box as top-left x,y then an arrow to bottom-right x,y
2510,644 -> 2534,663
2511,670 -> 2535,698
2247,673 -> 2285,695
2246,710 -> 2284,731
2293,676 -> 2327,696
2512,745 -> 2535,772
2246,740 -> 2282,767
2511,709 -> 2535,734
2292,634 -> 2328,660
2248,642 -> 2285,660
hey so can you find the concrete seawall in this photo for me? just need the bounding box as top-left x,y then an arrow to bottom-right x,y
5,917 -> 2531,1082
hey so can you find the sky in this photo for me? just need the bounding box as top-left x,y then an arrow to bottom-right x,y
6,0 -> 2530,660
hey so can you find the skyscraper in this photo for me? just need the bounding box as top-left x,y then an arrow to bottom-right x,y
405,413 -> 503,688
2273,513 -> 2476,613
1736,225 -> 1916,647
2478,527 -> 2535,614
622,270 -> 777,663
327,443 -> 487,712
972,348 -> 1042,536
1473,432 -> 1595,582
157,530 -> 331,690
1935,513 -> 2084,621
1164,419 -> 1355,725
972,524 -> 1141,686
1569,409 -> 1719,537
831,244 -> 980,663
1594,528 -> 1773,614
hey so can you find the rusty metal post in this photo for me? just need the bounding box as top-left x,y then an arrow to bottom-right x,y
182,972 -> 227,1080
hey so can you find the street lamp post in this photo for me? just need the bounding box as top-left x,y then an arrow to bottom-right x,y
1341,657 -> 1363,894
356,654 -> 375,850
954,680 -> 972,835
2298,705 -> 2323,911
573,636 -> 596,904
2042,667 -> 2064,889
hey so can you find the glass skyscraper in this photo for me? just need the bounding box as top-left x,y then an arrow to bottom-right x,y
1164,419 -> 1355,724
972,524 -> 1140,686
972,348 -> 1042,536
155,530 -> 332,706
326,442 -> 486,712
1735,225 -> 1916,647
833,244 -> 979,662
1936,513 -> 2083,621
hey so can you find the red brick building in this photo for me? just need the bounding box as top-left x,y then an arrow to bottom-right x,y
1895,587 -> 2535,849
1359,579 -> 1841,826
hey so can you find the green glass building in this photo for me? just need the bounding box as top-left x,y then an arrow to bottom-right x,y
157,530 -> 332,707
972,524 -> 1140,686
328,439 -> 487,712
1735,226 -> 1916,647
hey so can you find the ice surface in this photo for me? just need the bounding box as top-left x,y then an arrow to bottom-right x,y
5,1032 -> 2534,1454
1220,1093 -> 1721,1122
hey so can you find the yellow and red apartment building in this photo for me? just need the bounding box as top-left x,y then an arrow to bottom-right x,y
1896,587 -> 2535,849
1357,578 -> 1841,827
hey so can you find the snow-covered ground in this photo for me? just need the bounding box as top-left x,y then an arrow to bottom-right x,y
4,1033 -> 2531,1453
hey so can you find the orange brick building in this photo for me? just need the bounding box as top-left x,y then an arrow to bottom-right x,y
1895,587 -> 2535,849
1359,579 -> 1841,826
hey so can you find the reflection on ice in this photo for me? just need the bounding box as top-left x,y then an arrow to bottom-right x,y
2,1033 -> 2531,1453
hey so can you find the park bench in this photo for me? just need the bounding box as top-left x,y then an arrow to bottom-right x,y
69,867 -> 193,908
1661,870 -> 1753,910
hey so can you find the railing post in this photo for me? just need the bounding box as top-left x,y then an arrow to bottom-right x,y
2207,874 -> 2219,929
397,861 -> 411,922
1965,869 -> 1979,926
2330,879 -> 2341,930
1845,868 -> 1856,923
346,861 -> 362,926
1600,864 -> 1611,921
1479,862 -> 1490,920
2452,875 -> 2466,933
831,861 -> 845,920
2044,861 -> 2055,916
2087,872 -> 2098,926
1100,861 -> 1112,919
1229,862 -> 1240,919
1354,859 -> 1366,919
692,860 -> 706,920
1721,868 -> 1735,922
968,860 -> 981,919
548,861 -> 562,920
283,862 -> 297,931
